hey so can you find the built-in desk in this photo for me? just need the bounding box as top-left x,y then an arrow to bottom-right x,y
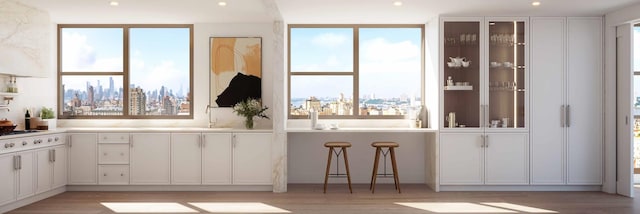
285,127 -> 438,191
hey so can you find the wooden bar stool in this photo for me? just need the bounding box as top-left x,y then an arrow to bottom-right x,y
369,141 -> 400,193
323,142 -> 353,193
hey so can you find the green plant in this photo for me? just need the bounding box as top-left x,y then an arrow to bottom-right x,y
232,98 -> 269,119
40,107 -> 55,119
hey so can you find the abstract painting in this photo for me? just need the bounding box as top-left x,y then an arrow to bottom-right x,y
210,37 -> 262,107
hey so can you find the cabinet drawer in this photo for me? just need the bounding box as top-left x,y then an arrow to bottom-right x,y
99,165 -> 129,185
98,144 -> 129,164
98,133 -> 129,144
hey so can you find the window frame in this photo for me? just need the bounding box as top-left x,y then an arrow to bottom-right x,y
287,24 -> 425,119
57,24 -> 194,119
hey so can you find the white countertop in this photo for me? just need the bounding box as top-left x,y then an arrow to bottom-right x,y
285,127 -> 438,133
0,129 -> 66,140
62,127 -> 272,133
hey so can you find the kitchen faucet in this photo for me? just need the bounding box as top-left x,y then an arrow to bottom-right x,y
205,104 -> 218,128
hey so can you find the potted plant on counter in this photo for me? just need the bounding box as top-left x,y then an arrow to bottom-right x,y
232,98 -> 269,129
39,107 -> 56,130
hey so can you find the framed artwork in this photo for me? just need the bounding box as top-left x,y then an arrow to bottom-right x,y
209,37 -> 262,107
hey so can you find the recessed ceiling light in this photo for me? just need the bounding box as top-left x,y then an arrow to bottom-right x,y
218,1 -> 227,6
393,1 -> 403,6
532,1 -> 541,6
109,1 -> 119,6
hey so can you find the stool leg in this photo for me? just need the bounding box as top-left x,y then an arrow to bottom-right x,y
390,147 -> 401,193
324,147 -> 333,193
371,147 -> 381,193
342,147 -> 353,193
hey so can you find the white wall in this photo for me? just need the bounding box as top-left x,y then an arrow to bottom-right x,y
57,23 -> 275,129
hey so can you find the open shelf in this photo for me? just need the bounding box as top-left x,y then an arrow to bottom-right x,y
444,86 -> 473,90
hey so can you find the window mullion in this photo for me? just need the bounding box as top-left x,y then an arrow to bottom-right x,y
353,27 -> 359,116
123,26 -> 130,116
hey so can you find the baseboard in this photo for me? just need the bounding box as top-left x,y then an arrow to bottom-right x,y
439,185 -> 602,191
67,185 -> 273,191
0,186 -> 66,213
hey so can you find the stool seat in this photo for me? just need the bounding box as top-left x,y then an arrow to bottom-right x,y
325,142 -> 352,147
371,142 -> 399,147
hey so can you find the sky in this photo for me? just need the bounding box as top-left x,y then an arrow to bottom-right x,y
289,27 -> 422,99
61,27 -> 190,95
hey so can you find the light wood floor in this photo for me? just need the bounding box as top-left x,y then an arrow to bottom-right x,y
7,184 -> 640,214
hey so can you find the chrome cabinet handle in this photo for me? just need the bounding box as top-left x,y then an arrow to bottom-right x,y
480,135 -> 485,148
69,136 -> 72,147
18,155 -> 21,170
566,105 -> 571,127
202,135 -> 206,148
53,149 -> 56,162
13,156 -> 18,170
49,150 -> 54,162
485,135 -> 489,148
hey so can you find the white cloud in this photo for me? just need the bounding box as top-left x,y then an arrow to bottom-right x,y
61,31 -> 122,71
311,33 -> 348,47
359,37 -> 421,73
131,60 -> 188,95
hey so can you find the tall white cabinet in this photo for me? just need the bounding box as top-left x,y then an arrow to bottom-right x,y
530,17 -> 603,185
439,17 -> 529,186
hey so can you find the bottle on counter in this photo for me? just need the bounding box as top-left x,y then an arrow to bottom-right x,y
25,110 -> 30,130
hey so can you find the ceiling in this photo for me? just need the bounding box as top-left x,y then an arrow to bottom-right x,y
17,0 -> 640,24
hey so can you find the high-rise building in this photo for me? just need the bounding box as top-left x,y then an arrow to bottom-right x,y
163,96 -> 176,115
87,86 -> 95,110
109,77 -> 114,98
130,87 -> 146,115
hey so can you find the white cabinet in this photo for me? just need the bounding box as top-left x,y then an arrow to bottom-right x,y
485,134 -> 528,184
36,145 -> 67,193
566,17 -> 602,185
68,133 -> 97,185
233,133 -> 272,185
171,133 -> 202,185
202,133 -> 232,184
98,165 -> 129,185
97,133 -> 129,185
0,153 -> 16,206
52,145 -> 67,188
530,17 -> 602,185
130,133 -> 170,185
440,133 -> 528,185
440,133 -> 484,184
15,151 -> 34,200
35,149 -> 51,194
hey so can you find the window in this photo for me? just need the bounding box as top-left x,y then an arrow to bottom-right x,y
288,25 -> 424,119
58,24 -> 193,119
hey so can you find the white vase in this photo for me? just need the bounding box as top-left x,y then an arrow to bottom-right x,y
39,119 -> 56,130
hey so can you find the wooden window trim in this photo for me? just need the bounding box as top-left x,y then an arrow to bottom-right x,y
57,24 -> 194,119
287,24 -> 425,119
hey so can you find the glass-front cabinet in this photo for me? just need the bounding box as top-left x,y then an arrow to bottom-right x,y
441,17 -> 528,130
442,19 -> 482,129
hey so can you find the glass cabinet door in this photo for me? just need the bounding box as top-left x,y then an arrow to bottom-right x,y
487,20 -> 526,129
443,21 -> 481,129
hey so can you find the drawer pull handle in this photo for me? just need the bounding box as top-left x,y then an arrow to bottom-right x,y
104,153 -> 108,156
104,173 -> 107,176
121,173 -> 124,176
120,153 -> 124,156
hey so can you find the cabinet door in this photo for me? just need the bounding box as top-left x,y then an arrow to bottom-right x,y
68,133 -> 98,184
442,19 -> 483,129
16,151 -> 35,200
439,133 -> 484,185
530,17 -> 566,185
202,133 -> 232,184
567,17 -> 603,185
486,17 -> 527,129
52,145 -> 67,188
130,133 -> 171,184
485,133 -> 529,184
233,133 -> 272,185
35,149 -> 51,194
171,133 -> 202,184
0,154 -> 16,206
